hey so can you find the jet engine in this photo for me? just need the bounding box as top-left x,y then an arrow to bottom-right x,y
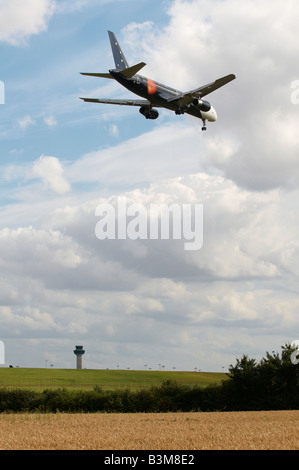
193,99 -> 211,112
139,107 -> 159,120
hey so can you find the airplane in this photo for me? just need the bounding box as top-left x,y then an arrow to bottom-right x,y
80,31 -> 235,131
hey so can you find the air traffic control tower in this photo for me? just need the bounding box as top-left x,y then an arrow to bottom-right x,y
73,345 -> 85,369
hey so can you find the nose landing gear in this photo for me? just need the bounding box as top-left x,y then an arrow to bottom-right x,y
201,119 -> 207,131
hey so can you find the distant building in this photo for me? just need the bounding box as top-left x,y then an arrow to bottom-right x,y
73,345 -> 85,369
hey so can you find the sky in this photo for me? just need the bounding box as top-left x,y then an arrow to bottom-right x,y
0,0 -> 299,372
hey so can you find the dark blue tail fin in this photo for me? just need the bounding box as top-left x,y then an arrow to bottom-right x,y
108,31 -> 129,70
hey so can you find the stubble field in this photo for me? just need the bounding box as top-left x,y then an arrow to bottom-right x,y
0,410 -> 298,450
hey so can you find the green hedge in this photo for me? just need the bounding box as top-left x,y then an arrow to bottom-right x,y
0,381 -> 220,413
0,377 -> 297,413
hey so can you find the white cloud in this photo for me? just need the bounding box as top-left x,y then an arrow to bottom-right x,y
2,0 -> 299,370
1,107 -> 299,366
67,122 -> 202,186
18,115 -> 35,129
1,171 -> 298,369
44,115 -> 57,127
0,0 -> 55,45
31,155 -> 71,194
108,124 -> 119,137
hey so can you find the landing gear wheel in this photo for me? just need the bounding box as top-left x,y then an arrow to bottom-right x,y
202,126 -> 207,131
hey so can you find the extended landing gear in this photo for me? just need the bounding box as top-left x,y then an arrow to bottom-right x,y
201,119 -> 207,131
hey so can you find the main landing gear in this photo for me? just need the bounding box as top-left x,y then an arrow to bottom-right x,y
201,119 -> 207,131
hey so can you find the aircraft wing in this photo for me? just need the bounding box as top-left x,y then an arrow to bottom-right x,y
167,74 -> 236,106
190,74 -> 236,98
80,97 -> 153,106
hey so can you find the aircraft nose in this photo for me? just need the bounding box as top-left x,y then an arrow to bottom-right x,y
210,106 -> 217,122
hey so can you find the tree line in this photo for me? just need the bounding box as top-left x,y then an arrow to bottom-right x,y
0,344 -> 298,413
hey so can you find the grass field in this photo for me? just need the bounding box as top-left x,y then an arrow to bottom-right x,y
0,367 -> 226,390
0,411 -> 298,450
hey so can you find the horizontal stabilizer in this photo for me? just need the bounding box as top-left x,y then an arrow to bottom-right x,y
81,62 -> 146,80
118,62 -> 146,78
80,72 -> 114,79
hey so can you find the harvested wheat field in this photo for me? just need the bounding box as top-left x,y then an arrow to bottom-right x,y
0,411 -> 298,450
